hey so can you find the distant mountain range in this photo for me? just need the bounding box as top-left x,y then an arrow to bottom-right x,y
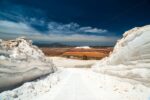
33,42 -> 113,48
33,42 -> 72,47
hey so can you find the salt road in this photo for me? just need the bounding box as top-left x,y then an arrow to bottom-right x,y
36,68 -> 102,100
35,68 -> 149,100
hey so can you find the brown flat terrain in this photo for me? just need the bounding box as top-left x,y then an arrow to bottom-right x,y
40,47 -> 72,56
40,47 -> 113,60
62,52 -> 106,59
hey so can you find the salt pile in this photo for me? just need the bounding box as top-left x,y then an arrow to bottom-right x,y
93,25 -> 150,86
0,37 -> 56,92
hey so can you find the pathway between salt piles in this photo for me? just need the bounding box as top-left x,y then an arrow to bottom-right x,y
35,68 -> 147,100
35,68 -> 103,100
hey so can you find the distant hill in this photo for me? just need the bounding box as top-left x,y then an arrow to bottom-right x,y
33,42 -> 72,47
33,42 -> 114,48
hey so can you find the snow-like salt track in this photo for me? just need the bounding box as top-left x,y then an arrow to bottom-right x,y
35,68 -> 150,100
36,68 -> 102,100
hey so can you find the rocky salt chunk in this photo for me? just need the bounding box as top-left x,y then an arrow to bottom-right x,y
92,25 -> 150,86
0,37 -> 56,92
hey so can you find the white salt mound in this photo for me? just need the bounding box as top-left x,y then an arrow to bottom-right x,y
75,46 -> 91,49
92,25 -> 150,86
0,37 -> 56,92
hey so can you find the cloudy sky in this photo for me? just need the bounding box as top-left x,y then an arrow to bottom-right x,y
0,0 -> 150,46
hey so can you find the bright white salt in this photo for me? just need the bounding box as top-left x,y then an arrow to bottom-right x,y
0,37 -> 56,92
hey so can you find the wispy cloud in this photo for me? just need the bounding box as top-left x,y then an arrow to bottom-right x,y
0,20 -> 119,45
47,22 -> 108,35
0,1 -> 119,45
0,20 -> 40,35
0,1 -> 45,22
79,27 -> 107,33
